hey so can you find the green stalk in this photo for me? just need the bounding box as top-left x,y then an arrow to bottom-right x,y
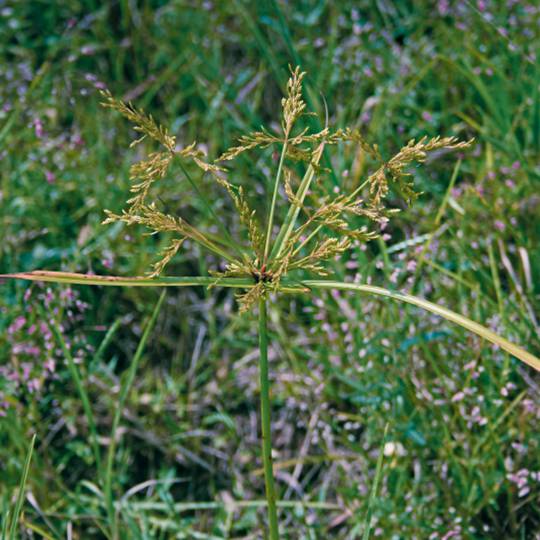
410,158 -> 462,290
183,223 -> 238,264
269,143 -> 325,260
258,298 -> 280,540
263,140 -> 289,262
105,290 -> 166,539
290,223 -> 323,259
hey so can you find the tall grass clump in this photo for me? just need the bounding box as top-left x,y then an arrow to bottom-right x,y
4,66 -> 540,539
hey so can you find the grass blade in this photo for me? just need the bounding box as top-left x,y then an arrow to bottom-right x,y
297,280 -> 540,372
8,434 -> 36,540
5,272 -> 537,371
362,423 -> 388,540
90,318 -> 122,370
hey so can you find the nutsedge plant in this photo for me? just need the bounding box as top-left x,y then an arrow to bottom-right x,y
4,67 -> 540,539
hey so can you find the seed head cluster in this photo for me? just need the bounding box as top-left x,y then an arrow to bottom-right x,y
101,67 -> 472,312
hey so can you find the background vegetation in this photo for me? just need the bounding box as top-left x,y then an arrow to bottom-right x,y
1,1 -> 539,538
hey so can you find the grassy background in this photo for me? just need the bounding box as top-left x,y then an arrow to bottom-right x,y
1,1 -> 539,538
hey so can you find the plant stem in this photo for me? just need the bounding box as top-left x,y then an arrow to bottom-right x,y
290,223 -> 323,259
269,142 -> 324,261
258,298 -> 280,539
105,290 -> 166,539
362,423 -> 388,540
264,139 -> 288,263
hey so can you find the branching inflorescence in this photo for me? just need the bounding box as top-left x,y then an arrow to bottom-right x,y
101,67 -> 472,312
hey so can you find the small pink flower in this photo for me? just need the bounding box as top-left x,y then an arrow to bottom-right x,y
9,315 -> 27,334
33,118 -> 44,138
505,179 -> 515,188
27,378 -> 41,393
44,358 -> 56,372
45,170 -> 55,184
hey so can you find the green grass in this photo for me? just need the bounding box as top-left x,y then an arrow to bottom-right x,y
1,1 -> 539,538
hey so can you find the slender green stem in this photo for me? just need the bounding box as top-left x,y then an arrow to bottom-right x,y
290,223 -> 323,259
264,139 -> 289,262
258,298 -> 280,540
105,291 -> 166,539
269,143 -> 324,260
410,158 -> 462,291
183,222 -> 238,264
177,160 -> 245,258
347,176 -> 372,202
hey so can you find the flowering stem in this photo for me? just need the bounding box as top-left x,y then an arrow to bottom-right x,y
258,298 -> 280,539
290,223 -> 323,259
269,142 -> 325,261
264,139 -> 288,263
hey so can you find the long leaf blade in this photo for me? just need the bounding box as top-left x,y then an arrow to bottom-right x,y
0,271 -> 253,289
301,280 -> 540,372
